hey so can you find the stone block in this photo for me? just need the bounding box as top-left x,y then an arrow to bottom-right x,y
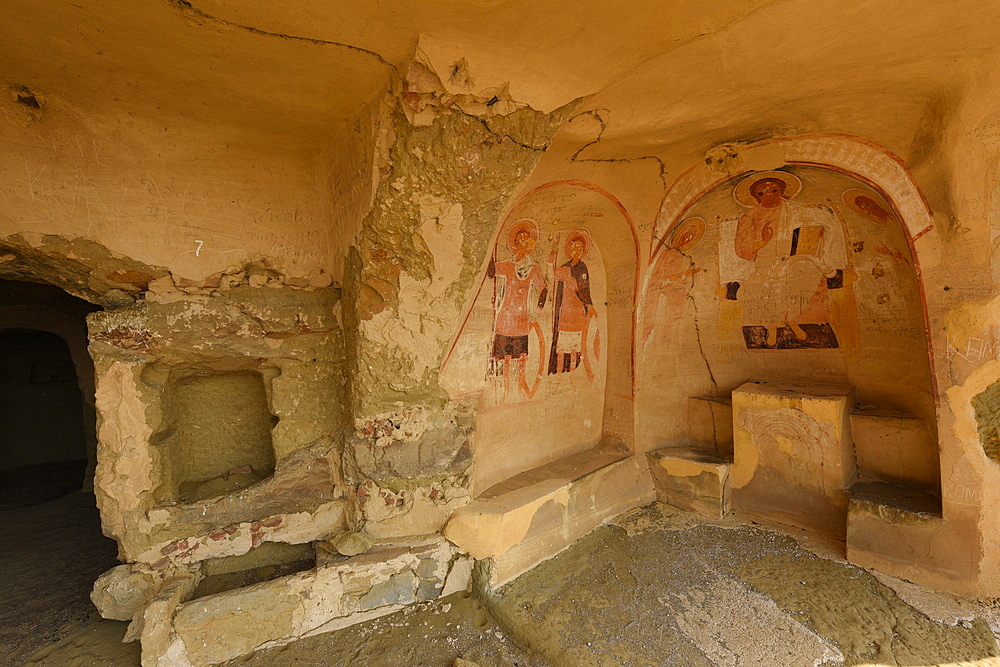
850,405 -> 937,489
647,446 -> 731,518
158,536 -> 462,666
359,571 -> 417,609
731,381 -> 855,538
416,576 -> 444,601
441,556 -> 474,596
329,530 -> 377,557
687,396 -> 734,455
444,446 -> 649,587
138,571 -> 202,667
91,564 -> 158,621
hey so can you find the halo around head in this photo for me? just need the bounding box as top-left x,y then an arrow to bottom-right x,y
843,187 -> 895,224
668,217 -> 705,252
506,219 -> 539,253
564,228 -> 591,259
733,170 -> 802,207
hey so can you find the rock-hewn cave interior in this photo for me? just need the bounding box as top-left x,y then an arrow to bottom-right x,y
5,1 -> 1000,665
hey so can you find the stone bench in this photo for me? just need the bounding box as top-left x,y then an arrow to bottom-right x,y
444,444 -> 648,587
846,480 -> 945,586
646,445 -> 732,518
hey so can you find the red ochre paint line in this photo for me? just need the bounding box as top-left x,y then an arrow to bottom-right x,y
649,134 -> 934,262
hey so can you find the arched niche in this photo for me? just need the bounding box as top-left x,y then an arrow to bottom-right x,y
442,180 -> 639,494
638,139 -> 939,494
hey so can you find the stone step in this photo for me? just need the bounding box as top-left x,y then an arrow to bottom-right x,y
848,480 -> 942,520
143,536 -> 472,666
688,396 -> 734,454
849,404 -> 937,490
647,445 -> 732,519
443,444 -> 648,588
846,481 -> 944,585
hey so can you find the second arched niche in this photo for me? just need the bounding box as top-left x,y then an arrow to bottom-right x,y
443,180 -> 639,494
638,165 -> 938,499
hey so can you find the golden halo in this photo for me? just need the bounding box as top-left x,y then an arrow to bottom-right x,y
668,217 -> 705,252
506,219 -> 539,253
843,188 -> 895,224
563,228 -> 591,259
733,170 -> 802,207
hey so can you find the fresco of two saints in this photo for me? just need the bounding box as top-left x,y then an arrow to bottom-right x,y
647,168 -> 900,351
487,221 -> 601,399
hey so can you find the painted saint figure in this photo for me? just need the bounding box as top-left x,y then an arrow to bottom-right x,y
547,229 -> 599,381
843,189 -> 896,226
488,220 -> 548,397
722,170 -> 847,349
642,217 -> 704,346
842,188 -> 909,265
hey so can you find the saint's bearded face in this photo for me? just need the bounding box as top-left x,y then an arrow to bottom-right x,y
513,230 -> 535,259
568,239 -> 585,261
750,179 -> 786,208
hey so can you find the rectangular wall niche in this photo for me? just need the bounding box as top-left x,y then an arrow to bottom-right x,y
156,370 -> 278,503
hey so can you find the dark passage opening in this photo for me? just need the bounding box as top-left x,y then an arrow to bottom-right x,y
0,330 -> 87,505
0,279 -> 100,508
0,278 -> 123,665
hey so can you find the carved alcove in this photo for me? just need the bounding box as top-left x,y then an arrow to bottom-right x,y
440,180 -> 646,585
148,365 -> 280,504
638,137 -> 941,537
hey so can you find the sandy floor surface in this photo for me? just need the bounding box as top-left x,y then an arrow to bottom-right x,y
8,496 -> 1000,666
487,503 -> 1000,666
0,489 -> 123,667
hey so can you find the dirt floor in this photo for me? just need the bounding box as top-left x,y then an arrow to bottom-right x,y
7,494 -> 1000,666
0,498 -> 126,667
487,504 -> 1000,666
0,463 -> 125,667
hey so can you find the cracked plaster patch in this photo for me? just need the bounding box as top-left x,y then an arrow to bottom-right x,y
357,477 -> 471,538
360,196 -> 464,384
354,405 -> 435,448
135,501 -> 345,569
972,379 -> 1000,461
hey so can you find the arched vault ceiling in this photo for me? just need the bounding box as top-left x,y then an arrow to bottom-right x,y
2,0 -> 1000,154
0,0 -> 774,148
573,0 -> 1000,166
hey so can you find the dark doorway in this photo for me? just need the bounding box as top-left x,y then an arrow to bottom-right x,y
0,279 -> 100,509
0,278 -> 121,665
0,330 -> 88,507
